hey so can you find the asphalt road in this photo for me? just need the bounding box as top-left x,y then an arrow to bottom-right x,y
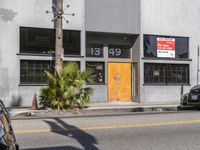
12,111 -> 200,150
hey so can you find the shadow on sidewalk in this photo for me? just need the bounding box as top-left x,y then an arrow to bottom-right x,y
42,118 -> 99,150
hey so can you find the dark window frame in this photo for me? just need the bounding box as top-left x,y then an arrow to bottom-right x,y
143,34 -> 189,59
20,26 -> 81,56
144,63 -> 190,85
86,61 -> 105,84
20,60 -> 53,84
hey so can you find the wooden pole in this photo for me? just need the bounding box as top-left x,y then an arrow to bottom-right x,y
55,0 -> 63,75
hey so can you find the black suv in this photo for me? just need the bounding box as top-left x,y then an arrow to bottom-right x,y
0,100 -> 19,150
181,85 -> 200,106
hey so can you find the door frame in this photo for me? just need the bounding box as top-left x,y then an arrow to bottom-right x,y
132,62 -> 140,103
107,62 -> 132,102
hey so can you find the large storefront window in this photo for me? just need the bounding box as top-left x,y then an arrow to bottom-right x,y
86,62 -> 105,84
143,35 -> 189,59
144,63 -> 189,85
20,27 -> 55,54
20,60 -> 53,84
20,27 -> 80,55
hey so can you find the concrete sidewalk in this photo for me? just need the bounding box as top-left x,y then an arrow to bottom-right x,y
8,102 -> 181,120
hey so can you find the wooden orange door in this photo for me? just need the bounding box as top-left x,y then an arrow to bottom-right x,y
108,63 -> 131,102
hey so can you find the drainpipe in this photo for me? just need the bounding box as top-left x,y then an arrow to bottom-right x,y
197,45 -> 200,85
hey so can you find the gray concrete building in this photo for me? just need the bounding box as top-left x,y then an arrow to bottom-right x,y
0,0 -> 199,106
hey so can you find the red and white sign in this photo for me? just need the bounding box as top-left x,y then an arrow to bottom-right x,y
157,37 -> 175,58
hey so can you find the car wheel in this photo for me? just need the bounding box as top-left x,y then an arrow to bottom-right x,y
15,144 -> 19,150
0,144 -> 9,150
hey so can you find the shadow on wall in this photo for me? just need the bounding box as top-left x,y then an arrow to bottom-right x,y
52,0 -> 56,28
0,8 -> 17,22
43,118 -> 99,150
10,95 -> 22,107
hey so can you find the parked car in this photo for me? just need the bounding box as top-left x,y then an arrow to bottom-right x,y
181,85 -> 200,107
0,100 -> 19,150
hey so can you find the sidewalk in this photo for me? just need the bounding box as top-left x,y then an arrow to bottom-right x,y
8,102 -> 180,120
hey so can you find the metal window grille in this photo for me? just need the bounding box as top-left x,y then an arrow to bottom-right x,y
20,60 -> 52,84
144,63 -> 189,85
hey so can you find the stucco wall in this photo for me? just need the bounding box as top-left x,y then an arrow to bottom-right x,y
0,0 -> 84,106
140,0 -> 200,103
1,0 -> 200,106
85,0 -> 140,34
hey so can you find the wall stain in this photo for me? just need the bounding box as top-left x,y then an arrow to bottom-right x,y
0,8 -> 17,22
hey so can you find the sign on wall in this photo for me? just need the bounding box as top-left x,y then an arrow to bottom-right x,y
86,44 -> 103,57
108,45 -> 130,58
157,38 -> 175,58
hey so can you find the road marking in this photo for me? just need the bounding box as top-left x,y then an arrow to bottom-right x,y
15,119 -> 200,134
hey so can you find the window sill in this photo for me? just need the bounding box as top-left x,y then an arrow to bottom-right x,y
108,57 -> 131,59
64,55 -> 84,58
17,53 -> 84,58
142,57 -> 192,61
17,53 -> 53,57
86,83 -> 107,85
19,84 -> 48,86
143,83 -> 191,86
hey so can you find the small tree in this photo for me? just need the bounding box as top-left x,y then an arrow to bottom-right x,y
39,62 -> 94,110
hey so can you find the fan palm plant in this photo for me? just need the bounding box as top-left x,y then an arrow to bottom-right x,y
39,62 -> 94,110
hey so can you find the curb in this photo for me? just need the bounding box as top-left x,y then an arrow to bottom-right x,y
10,105 -> 180,120
83,105 -> 179,111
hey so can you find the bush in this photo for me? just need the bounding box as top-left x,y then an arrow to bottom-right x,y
39,62 -> 94,110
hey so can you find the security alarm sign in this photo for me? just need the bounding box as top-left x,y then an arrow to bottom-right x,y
157,37 -> 175,58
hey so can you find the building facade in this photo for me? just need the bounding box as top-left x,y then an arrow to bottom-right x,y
0,0 -> 199,106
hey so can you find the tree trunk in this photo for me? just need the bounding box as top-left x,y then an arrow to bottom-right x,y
55,0 -> 63,75
57,104 -> 60,111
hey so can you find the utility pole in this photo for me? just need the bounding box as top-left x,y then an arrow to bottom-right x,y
46,1 -> 75,75
55,0 -> 63,75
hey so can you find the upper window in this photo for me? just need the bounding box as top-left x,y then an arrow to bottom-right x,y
144,35 -> 189,59
144,63 -> 189,85
20,27 -> 80,55
63,30 -> 80,55
20,27 -> 55,54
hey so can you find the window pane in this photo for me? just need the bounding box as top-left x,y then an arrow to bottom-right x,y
143,35 -> 189,59
20,60 -> 52,84
20,27 -> 55,54
144,63 -> 189,85
167,64 -> 189,84
63,30 -> 80,55
144,35 -> 157,58
86,62 -> 105,84
144,63 -> 166,84
175,37 -> 189,58
20,27 -> 80,55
